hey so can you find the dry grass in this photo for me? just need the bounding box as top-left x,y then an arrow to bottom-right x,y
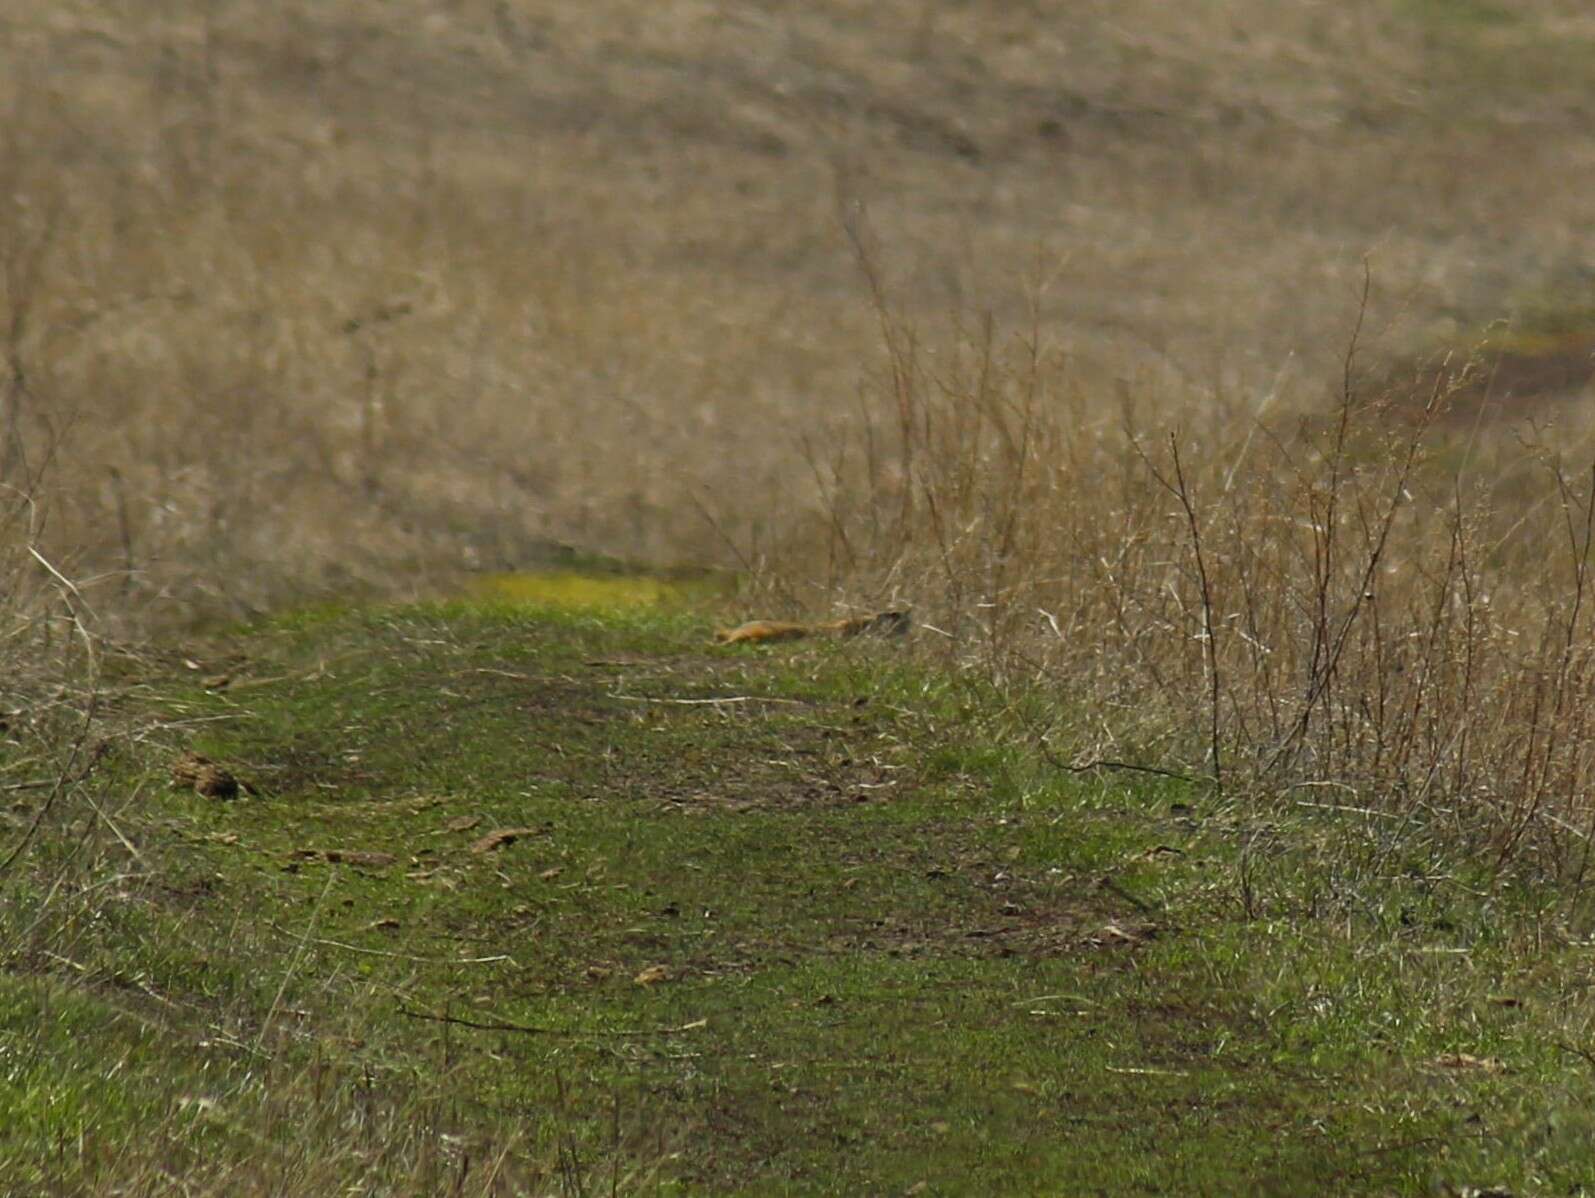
799,253 -> 1595,876
4,3 -> 1595,854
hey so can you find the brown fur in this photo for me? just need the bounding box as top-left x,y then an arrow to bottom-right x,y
171,749 -> 258,798
714,610 -> 911,645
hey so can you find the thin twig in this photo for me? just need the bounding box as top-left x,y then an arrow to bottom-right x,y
1041,747 -> 1196,784
1098,875 -> 1158,914
1293,800 -> 1405,821
607,692 -> 807,707
255,872 -> 333,1056
0,702 -> 105,877
1555,1040 -> 1595,1073
398,1007 -> 707,1039
29,544 -> 96,624
0,778 -> 53,793
1166,433 -> 1223,792
265,923 -> 515,966
82,783 -> 145,865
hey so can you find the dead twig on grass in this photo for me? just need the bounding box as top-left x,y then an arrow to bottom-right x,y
1040,746 -> 1197,785
265,923 -> 515,966
398,1007 -> 707,1039
0,707 -> 106,877
0,777 -> 55,793
1554,1040 -> 1595,1074
607,691 -> 808,707
254,872 -> 333,1056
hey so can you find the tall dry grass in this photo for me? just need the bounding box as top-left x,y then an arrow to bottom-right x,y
791,238 -> 1595,877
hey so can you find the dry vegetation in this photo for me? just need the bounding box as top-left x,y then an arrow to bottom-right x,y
808,262 -> 1595,874
10,6 -> 1595,1191
5,1 -> 1595,859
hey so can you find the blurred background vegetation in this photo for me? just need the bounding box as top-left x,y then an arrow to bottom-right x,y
2,0 -> 1592,627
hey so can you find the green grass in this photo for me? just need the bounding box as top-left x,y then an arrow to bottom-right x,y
5,586 -> 1595,1193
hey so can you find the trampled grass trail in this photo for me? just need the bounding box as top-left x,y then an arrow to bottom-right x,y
4,578 -> 1595,1194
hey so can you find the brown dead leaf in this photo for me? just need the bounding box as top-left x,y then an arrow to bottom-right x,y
633,964 -> 671,986
470,826 -> 546,854
586,964 -> 614,981
445,815 -> 480,833
538,866 -> 564,881
365,918 -> 401,932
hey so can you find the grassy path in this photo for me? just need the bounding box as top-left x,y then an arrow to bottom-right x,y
4,586 -> 1595,1194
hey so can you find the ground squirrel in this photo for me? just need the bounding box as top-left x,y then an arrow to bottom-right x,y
170,750 -> 257,798
714,610 -> 911,645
